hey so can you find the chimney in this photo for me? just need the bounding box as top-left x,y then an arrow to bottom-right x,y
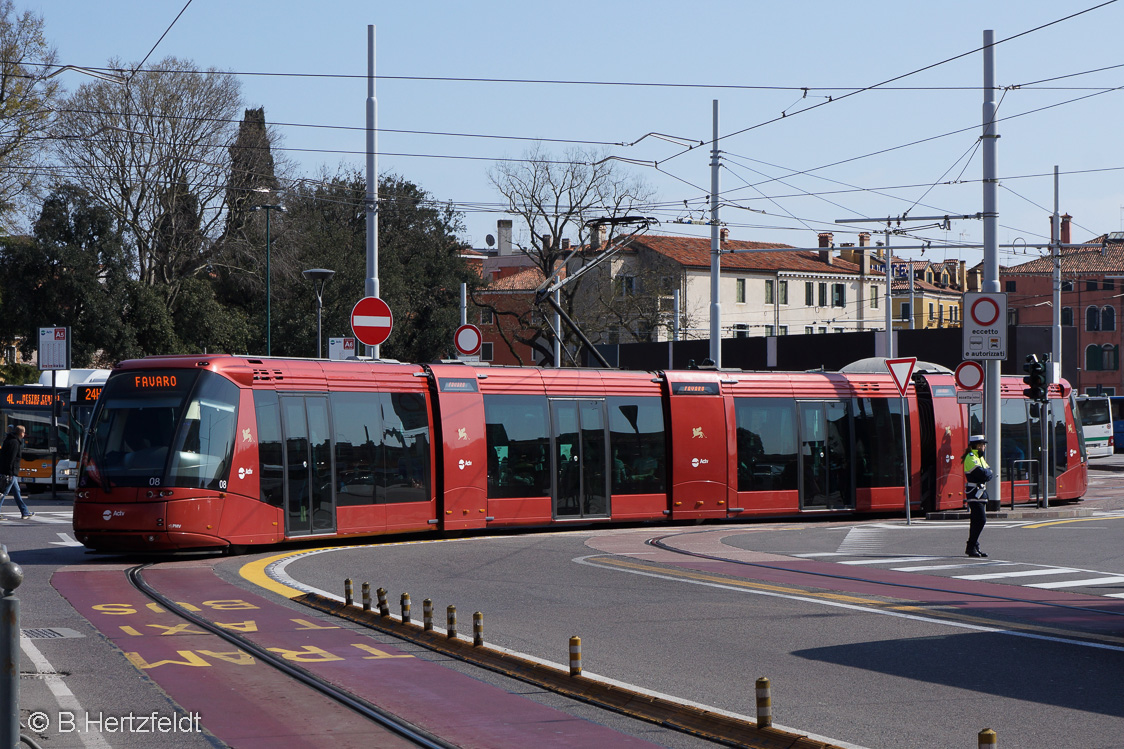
541,234 -> 552,252
720,227 -> 729,242
497,219 -> 513,256
818,232 -> 834,265
561,238 -> 570,250
1061,214 -> 1071,245
591,224 -> 607,250
859,232 -> 870,247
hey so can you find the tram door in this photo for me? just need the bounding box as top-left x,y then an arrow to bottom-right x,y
797,400 -> 853,510
280,395 -> 336,536
551,399 -> 609,518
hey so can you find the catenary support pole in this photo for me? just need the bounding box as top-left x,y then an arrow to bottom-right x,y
709,99 -> 722,367
365,25 -> 380,359
982,29 -> 1002,504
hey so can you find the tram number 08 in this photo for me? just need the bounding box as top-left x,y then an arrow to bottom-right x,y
148,478 -> 161,486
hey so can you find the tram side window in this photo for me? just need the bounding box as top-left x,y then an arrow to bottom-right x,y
608,396 -> 666,495
484,395 -> 550,498
380,392 -> 430,504
254,391 -> 284,507
853,398 -> 907,488
330,392 -> 380,505
734,398 -> 798,492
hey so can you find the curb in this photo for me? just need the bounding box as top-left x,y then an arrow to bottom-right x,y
296,592 -> 845,749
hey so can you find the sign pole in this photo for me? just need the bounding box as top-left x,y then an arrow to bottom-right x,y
885,357 -> 917,524
901,393 -> 911,524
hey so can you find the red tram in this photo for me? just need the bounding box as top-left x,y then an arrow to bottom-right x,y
72,355 -> 1088,552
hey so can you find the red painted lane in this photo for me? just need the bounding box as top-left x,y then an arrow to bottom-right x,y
55,563 -> 660,749
53,566 -> 407,749
589,533 -> 1124,637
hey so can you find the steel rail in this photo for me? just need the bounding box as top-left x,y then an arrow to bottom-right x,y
125,563 -> 455,749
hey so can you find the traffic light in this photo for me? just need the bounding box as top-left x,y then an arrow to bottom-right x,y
1022,354 -> 1048,401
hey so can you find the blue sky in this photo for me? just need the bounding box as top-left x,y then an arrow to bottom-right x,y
31,1 -> 1124,272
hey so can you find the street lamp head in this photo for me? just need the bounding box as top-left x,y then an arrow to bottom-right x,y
251,204 -> 285,213
303,268 -> 335,283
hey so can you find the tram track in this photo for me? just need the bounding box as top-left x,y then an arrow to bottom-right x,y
124,563 -> 456,749
645,531 -> 1124,643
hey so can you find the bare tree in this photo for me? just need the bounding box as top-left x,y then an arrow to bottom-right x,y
52,56 -> 241,304
0,1 -> 59,229
485,145 -> 656,363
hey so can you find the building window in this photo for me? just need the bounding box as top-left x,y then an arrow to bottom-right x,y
778,280 -> 788,305
734,323 -> 749,338
818,282 -> 827,307
1061,280 -> 1073,292
616,275 -> 636,297
834,327 -> 845,334
480,309 -> 495,326
764,325 -> 774,336
1086,344 -> 1104,371
901,303 -> 911,321
1005,280 -> 1016,292
939,305 -> 944,324
778,326 -> 788,335
1105,345 -> 1120,371
1087,279 -> 1099,292
736,278 -> 746,303
805,282 -> 814,306
805,326 -> 814,334
871,285 -> 879,308
1061,307 -> 1073,326
1087,306 -> 1101,331
831,283 -> 845,308
1106,279 -> 1116,290
1102,306 -> 1116,332
765,279 -> 774,304
481,342 -> 494,362
928,303 -> 935,320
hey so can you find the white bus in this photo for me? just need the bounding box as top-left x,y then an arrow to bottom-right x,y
1076,394 -> 1113,459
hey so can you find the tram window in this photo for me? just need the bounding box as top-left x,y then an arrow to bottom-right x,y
254,391 -> 284,507
380,393 -> 430,504
734,398 -> 798,492
608,397 -> 666,495
167,374 -> 238,490
1000,398 -> 1031,482
330,392 -> 380,506
853,398 -> 907,488
484,395 -> 550,498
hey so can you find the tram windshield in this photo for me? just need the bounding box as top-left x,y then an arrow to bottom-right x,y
79,370 -> 239,491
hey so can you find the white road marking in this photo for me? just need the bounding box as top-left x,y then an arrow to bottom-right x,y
954,568 -> 1079,581
20,637 -> 111,749
892,562 -> 1016,572
50,533 -> 84,547
1026,575 -> 1124,589
839,556 -> 942,565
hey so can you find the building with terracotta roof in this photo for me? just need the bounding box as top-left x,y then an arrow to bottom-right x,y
1000,215 -> 1122,394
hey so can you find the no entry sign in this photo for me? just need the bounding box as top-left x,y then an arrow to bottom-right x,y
454,324 -> 482,356
350,297 -> 393,347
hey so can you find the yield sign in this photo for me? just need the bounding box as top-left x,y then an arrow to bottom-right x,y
350,296 -> 393,347
885,357 -> 917,397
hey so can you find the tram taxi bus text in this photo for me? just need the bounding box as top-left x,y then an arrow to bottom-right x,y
133,375 -> 177,389
5,390 -> 58,407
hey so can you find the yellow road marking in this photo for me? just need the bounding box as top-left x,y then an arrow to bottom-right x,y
239,549 -> 334,599
1022,515 -> 1124,529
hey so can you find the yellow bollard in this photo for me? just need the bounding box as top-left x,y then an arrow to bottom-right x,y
376,587 -> 389,617
569,636 -> 582,676
446,605 -> 457,638
978,728 -> 997,748
401,593 -> 411,624
344,578 -> 353,607
473,611 -> 484,646
755,677 -> 772,729
361,582 -> 371,612
423,599 -> 433,631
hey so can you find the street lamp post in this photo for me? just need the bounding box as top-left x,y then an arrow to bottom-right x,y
251,204 -> 285,355
302,268 -> 335,358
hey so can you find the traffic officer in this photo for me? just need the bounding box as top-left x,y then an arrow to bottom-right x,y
962,434 -> 993,557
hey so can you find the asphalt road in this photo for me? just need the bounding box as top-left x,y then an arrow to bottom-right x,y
5,457 -> 1124,749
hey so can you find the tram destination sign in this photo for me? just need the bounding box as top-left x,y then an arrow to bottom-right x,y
962,292 -> 1007,360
